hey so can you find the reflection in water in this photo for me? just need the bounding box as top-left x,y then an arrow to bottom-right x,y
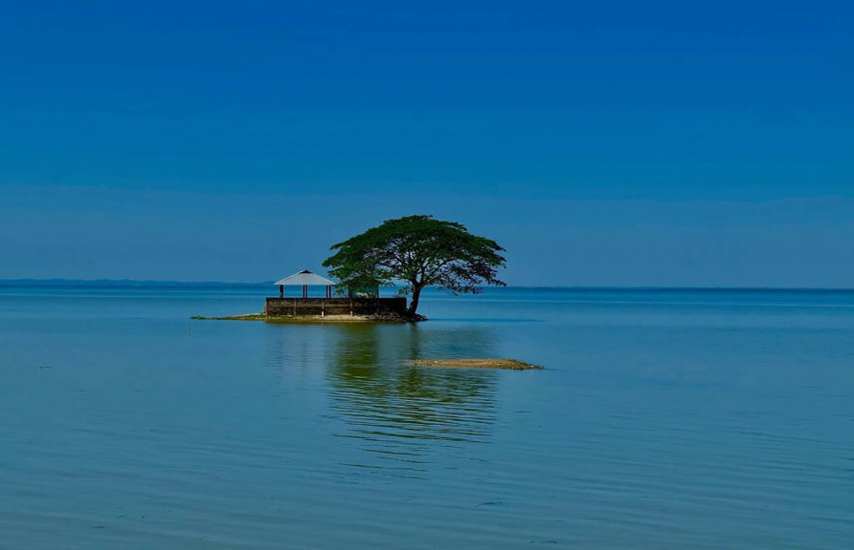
262,323 -> 501,473
326,325 -> 499,472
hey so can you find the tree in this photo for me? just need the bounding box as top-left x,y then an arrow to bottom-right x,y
323,215 -> 506,319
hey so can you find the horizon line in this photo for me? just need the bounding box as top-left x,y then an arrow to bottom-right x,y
1,278 -> 853,292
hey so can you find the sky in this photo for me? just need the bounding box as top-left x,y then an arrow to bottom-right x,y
1,1 -> 852,286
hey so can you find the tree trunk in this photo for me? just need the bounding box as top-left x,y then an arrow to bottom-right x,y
406,284 -> 423,318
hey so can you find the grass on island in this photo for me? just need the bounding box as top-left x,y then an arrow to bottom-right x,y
190,313 -> 266,321
411,358 -> 543,370
190,313 -> 407,324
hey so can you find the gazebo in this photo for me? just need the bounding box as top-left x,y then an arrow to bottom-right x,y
274,269 -> 335,298
264,269 -> 406,318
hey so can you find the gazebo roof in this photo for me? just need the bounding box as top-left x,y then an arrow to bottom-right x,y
274,269 -> 335,286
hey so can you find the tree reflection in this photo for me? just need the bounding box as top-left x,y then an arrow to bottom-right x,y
326,324 -> 500,469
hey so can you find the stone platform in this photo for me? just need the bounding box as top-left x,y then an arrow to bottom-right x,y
264,297 -> 407,317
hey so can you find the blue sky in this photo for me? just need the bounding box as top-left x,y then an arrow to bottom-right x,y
1,1 -> 852,286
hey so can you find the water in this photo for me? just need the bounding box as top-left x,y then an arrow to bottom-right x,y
1,286 -> 853,548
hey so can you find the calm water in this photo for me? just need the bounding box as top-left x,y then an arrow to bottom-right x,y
1,286 -> 853,548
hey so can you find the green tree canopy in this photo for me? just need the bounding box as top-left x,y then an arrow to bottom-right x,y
322,215 -> 506,318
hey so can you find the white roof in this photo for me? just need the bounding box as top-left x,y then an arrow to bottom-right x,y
274,269 -> 335,286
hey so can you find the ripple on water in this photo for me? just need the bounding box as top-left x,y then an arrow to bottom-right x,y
2,289 -> 854,548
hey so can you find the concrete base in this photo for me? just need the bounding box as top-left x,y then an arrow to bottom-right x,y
264,297 -> 407,317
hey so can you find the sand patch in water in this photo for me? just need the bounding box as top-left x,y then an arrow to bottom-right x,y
411,358 -> 542,370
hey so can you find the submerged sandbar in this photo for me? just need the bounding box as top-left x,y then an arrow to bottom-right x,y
411,358 -> 542,370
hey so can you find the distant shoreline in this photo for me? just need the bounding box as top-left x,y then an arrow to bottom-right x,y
2,279 -> 853,293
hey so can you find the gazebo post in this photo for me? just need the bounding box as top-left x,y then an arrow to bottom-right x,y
273,270 -> 337,313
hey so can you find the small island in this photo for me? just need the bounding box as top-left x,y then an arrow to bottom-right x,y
193,215 -> 507,324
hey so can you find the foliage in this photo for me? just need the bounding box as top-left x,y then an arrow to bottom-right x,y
322,215 -> 506,317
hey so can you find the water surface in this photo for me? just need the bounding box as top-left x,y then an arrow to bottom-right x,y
1,286 -> 853,548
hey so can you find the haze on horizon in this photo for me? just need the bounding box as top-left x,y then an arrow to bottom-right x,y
1,2 -> 852,288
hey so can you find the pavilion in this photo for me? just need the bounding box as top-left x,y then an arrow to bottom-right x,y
265,269 -> 406,318
275,269 -> 335,298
